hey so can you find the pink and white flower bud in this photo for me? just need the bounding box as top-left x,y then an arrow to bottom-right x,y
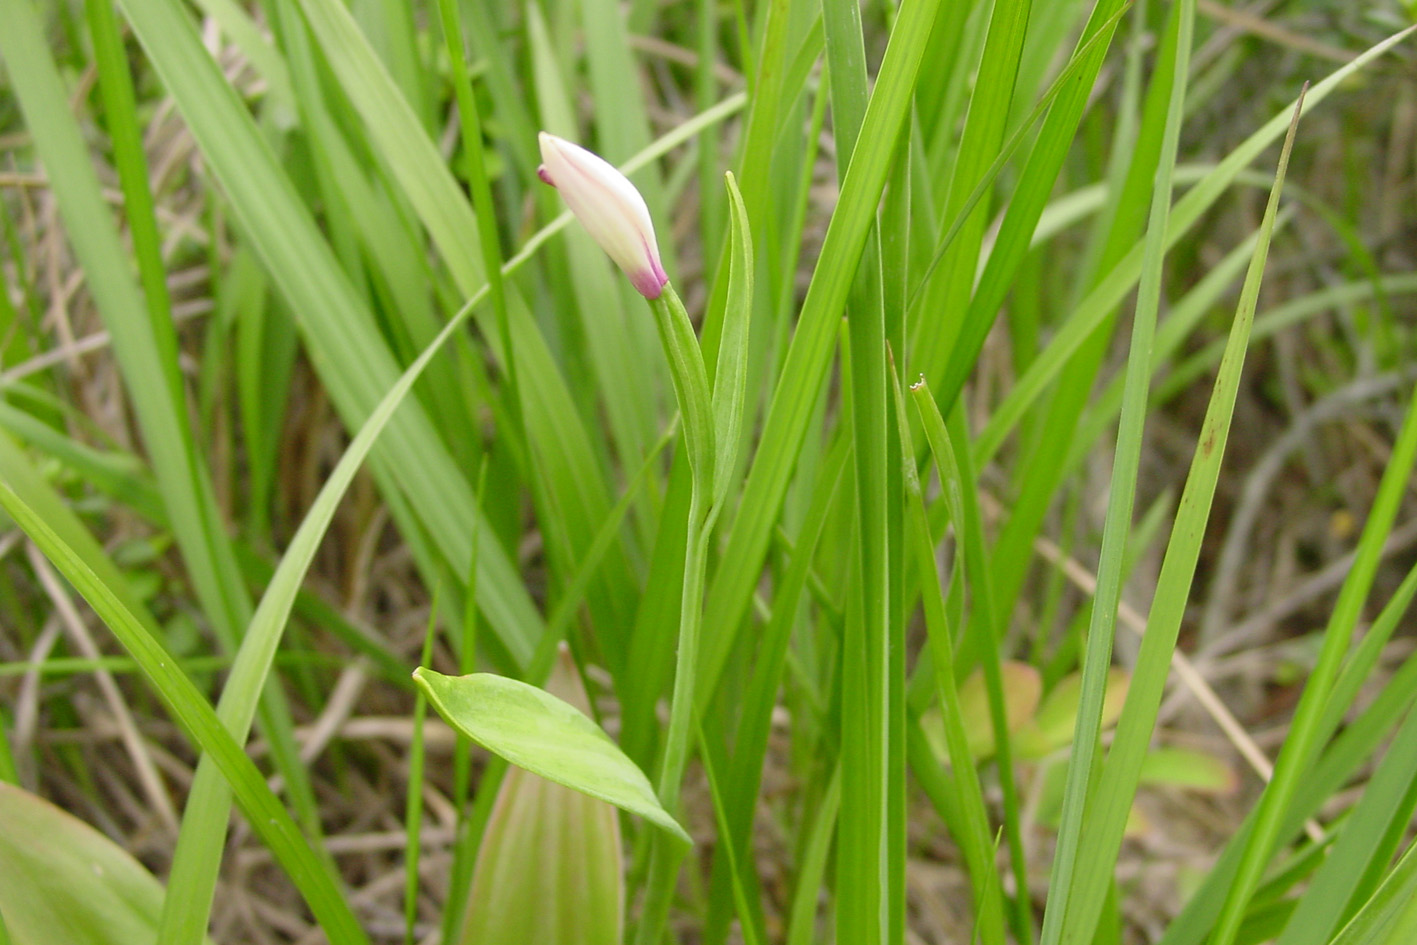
537,132 -> 669,300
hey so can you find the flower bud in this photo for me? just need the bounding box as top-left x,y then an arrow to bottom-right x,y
537,132 -> 669,300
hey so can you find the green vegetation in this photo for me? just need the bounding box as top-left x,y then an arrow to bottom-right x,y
1,0 -> 1416,943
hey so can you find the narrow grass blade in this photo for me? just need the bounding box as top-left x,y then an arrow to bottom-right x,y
911,378 -> 1031,942
1039,5 -> 1194,944
306,0 -> 645,650
928,0 -> 1129,409
435,0 -> 516,442
1159,613 -> 1417,945
1065,223 -> 1276,472
703,441 -> 847,945
908,0 -> 1032,377
976,26 -> 1417,467
1328,840 -> 1417,945
700,0 -> 945,740
404,599 -> 439,945
115,0 -> 544,662
697,721 -> 763,945
1276,702 -> 1417,945
905,0 -> 1133,318
897,374 -> 1007,945
787,763 -> 843,945
1208,254 -> 1417,945
1,0 -> 255,670
1055,75 -> 1303,945
2,12 -> 336,940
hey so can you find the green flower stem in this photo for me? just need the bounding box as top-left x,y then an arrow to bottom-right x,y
637,284 -> 716,943
634,498 -> 709,944
655,492 -> 712,806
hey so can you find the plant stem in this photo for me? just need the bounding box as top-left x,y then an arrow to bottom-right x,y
633,483 -> 709,945
635,284 -> 716,943
658,491 -> 711,807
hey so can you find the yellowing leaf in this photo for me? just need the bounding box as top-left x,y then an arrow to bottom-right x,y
922,661 -> 1041,763
1013,667 -> 1131,760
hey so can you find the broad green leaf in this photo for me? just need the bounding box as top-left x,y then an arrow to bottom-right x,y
458,651 -> 623,945
413,668 -> 690,843
0,782 -> 171,945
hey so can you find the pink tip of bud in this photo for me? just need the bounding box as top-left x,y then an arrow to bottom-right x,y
537,165 -> 555,186
630,267 -> 668,300
627,243 -> 670,299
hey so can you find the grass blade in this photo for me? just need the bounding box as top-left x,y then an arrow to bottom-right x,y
1039,5 -> 1194,944
1055,76 -> 1304,945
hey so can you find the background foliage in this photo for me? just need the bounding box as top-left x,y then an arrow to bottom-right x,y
1,0 -> 1416,943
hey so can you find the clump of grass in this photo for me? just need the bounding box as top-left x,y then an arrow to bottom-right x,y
1,1 -> 1416,943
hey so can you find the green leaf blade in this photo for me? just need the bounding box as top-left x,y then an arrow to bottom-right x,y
413,668 -> 691,844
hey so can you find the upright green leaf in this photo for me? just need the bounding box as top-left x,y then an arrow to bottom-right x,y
711,172 -> 754,512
